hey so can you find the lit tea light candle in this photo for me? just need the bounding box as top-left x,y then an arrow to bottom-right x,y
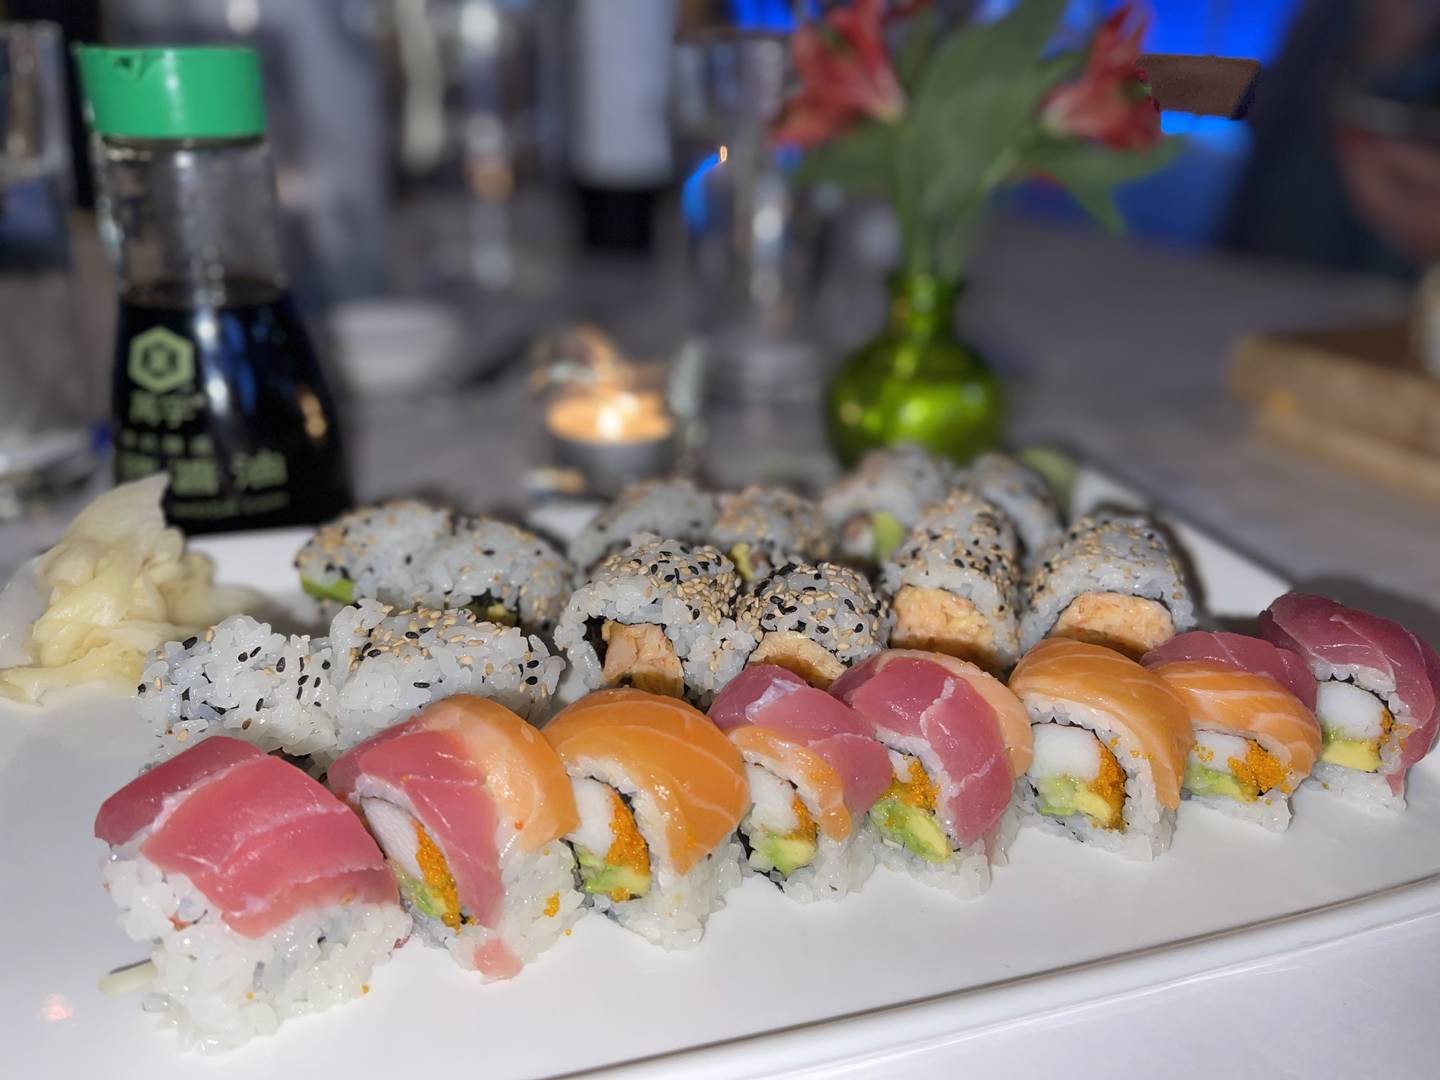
544,385 -> 677,495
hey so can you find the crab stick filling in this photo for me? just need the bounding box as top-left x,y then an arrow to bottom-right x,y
868,751 -> 951,863
361,798 -> 467,929
597,621 -> 685,698
1314,680 -> 1393,773
889,587 -> 1001,671
741,764 -> 820,876
1183,730 -> 1289,802
1051,593 -> 1175,658
566,777 -> 652,902
1026,724 -> 1126,830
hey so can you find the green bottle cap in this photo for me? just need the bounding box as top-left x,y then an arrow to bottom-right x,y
74,46 -> 266,140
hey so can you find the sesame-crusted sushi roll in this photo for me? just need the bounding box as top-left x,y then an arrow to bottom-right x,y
1146,659 -> 1322,831
956,451 -> 1063,564
737,562 -> 887,689
880,491 -> 1022,673
821,446 -> 959,564
832,651 -> 1034,897
94,738 -> 409,1051
568,477 -> 719,572
553,536 -> 755,706
331,600 -> 563,749
709,665 -> 892,901
711,485 -> 833,583
1020,513 -> 1196,658
329,696 -> 583,980
417,516 -> 573,635
1010,639 -> 1194,861
545,689 -> 749,949
1259,593 -> 1440,811
139,615 -> 339,762
295,500 -> 453,605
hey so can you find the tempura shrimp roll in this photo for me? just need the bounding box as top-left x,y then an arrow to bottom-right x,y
1020,513 -> 1196,657
94,738 -> 408,1051
821,446 -> 958,564
544,689 -> 749,949
880,490 -> 1022,673
710,664 -> 892,901
1149,660 -> 1322,831
711,485 -> 832,582
328,695 -> 583,980
738,562 -> 887,689
831,650 -> 1033,897
1260,593 -> 1440,811
1010,638 -> 1193,861
955,450 -> 1063,565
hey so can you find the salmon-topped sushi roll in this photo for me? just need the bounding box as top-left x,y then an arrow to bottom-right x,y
544,689 -> 749,948
832,650 -> 1033,898
710,665 -> 892,901
1010,638 -> 1193,860
328,695 -> 583,980
93,738 -> 408,1051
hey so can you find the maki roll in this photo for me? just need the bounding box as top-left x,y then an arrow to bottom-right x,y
554,536 -> 754,706
956,451 -> 1063,564
568,478 -> 718,572
544,689 -> 749,948
821,446 -> 958,564
737,562 -> 887,689
328,696 -> 583,979
1020,513 -> 1196,658
832,650 -> 1033,897
414,516 -> 572,635
1260,593 -> 1440,811
94,738 -> 409,1051
1010,638 -> 1193,860
297,504 -> 571,638
880,490 -> 1022,673
1146,659 -> 1321,831
295,500 -> 452,605
139,614 -> 338,761
332,601 -> 562,749
711,485 -> 833,582
709,664 -> 892,901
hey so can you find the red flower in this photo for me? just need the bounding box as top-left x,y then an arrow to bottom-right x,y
772,0 -> 907,148
1040,4 -> 1161,150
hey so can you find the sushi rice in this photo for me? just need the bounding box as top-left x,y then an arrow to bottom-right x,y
568,478 -> 719,572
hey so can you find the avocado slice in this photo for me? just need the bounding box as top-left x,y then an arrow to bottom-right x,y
392,865 -> 447,922
301,575 -> 355,604
729,543 -> 757,583
870,511 -> 909,564
464,599 -> 518,627
1033,776 -> 1123,829
574,844 -> 650,900
1183,761 -> 1257,802
869,797 -> 950,863
753,829 -> 818,876
1321,734 -> 1381,772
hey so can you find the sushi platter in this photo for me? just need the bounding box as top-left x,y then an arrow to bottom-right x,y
4,462 -> 1440,1079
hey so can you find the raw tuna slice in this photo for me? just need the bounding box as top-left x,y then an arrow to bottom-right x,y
1142,630 -> 1317,710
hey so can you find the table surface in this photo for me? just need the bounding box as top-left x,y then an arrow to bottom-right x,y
3,214 -> 1438,1077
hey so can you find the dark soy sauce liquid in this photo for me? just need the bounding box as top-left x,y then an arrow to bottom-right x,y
112,277 -> 351,533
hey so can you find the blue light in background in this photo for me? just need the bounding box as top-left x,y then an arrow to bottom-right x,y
730,0 -> 795,32
682,148 -> 728,233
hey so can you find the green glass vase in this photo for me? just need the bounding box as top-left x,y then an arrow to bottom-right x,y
825,271 -> 1004,467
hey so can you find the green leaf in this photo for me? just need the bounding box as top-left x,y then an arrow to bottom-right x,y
791,120 -> 900,196
1018,136 -> 1184,232
895,6 -> 942,93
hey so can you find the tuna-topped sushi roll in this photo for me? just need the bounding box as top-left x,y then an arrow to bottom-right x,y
1143,630 -> 1318,710
711,485 -> 833,582
140,614 -> 339,761
1260,593 -> 1440,811
555,536 -> 754,706
955,451 -> 1063,565
880,490 -> 1022,673
296,500 -> 452,605
544,689 -> 749,948
332,600 -> 562,750
1011,638 -> 1193,860
1146,659 -> 1321,831
94,738 -> 408,1051
832,650 -> 1033,897
414,516 -> 572,635
329,696 -> 583,980
821,446 -> 958,564
738,562 -> 887,689
709,664 -> 892,901
1020,513 -> 1195,658
568,477 -> 718,572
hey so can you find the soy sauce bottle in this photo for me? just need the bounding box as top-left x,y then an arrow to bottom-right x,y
76,47 -> 351,532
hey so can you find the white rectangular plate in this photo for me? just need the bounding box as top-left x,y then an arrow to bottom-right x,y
3,468 -> 1438,1079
